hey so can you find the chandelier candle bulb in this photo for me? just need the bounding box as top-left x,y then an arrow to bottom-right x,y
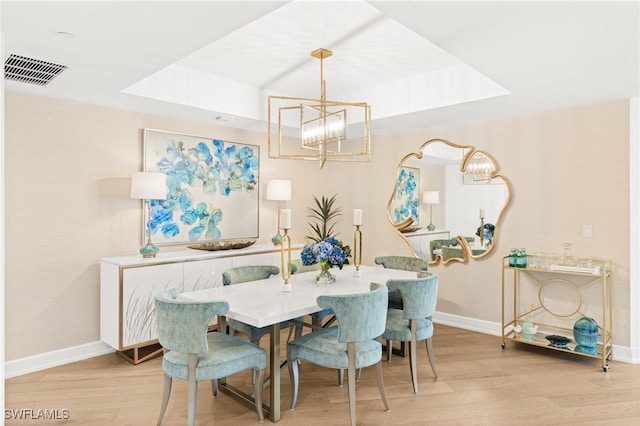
280,209 -> 291,230
353,209 -> 363,226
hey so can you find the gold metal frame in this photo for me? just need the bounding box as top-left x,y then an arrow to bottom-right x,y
353,225 -> 362,274
501,257 -> 613,371
386,138 -> 513,265
267,48 -> 371,169
280,229 -> 292,286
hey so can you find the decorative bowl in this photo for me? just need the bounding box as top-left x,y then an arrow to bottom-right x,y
188,239 -> 256,251
399,226 -> 421,233
545,334 -> 571,348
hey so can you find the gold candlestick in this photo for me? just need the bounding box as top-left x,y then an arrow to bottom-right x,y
479,217 -> 485,247
353,225 -> 362,277
280,228 -> 292,291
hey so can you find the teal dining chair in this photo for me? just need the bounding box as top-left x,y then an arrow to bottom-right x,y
287,283 -> 390,426
291,259 -> 336,328
222,264 -> 303,342
381,273 -> 439,394
222,265 -> 302,382
374,255 -> 429,309
374,255 -> 429,360
154,289 -> 267,426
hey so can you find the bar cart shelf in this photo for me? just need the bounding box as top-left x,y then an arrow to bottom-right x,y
501,256 -> 612,372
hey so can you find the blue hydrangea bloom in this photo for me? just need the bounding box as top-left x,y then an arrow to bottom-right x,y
300,238 -> 349,269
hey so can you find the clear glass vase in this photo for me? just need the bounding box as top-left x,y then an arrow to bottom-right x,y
316,263 -> 335,285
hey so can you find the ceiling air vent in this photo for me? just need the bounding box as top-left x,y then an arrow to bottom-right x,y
4,54 -> 67,86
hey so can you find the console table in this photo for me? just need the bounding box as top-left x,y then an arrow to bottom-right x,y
100,243 -> 302,364
402,229 -> 450,260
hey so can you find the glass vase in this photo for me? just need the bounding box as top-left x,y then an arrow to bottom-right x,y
316,264 -> 335,285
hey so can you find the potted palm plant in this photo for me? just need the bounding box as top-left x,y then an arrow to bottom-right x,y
301,194 -> 351,283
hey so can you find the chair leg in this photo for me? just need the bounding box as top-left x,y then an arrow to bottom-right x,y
386,339 -> 393,361
337,369 -> 344,387
187,355 -> 198,426
250,337 -> 261,384
409,321 -> 419,394
374,360 -> 390,412
295,323 -> 303,339
254,368 -> 266,421
356,368 -> 362,382
288,356 -> 299,409
211,379 -> 218,397
347,343 -> 357,426
157,374 -> 172,426
426,337 -> 438,378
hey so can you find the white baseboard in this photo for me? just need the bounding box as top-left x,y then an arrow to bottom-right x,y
433,311 -> 503,336
433,311 -> 639,364
4,341 -> 114,378
4,314 -> 638,378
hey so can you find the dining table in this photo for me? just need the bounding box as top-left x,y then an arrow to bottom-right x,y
181,263 -> 419,422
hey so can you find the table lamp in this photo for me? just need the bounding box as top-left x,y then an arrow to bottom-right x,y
423,191 -> 440,231
131,171 -> 167,258
266,179 -> 291,245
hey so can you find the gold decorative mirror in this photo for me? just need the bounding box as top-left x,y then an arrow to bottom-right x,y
387,138 -> 512,265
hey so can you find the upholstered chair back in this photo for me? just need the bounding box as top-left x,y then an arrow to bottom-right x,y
374,256 -> 428,273
222,265 -> 279,286
155,289 -> 226,354
317,282 -> 388,343
386,274 -> 438,320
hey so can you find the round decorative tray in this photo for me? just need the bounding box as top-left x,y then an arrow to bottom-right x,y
188,239 -> 256,251
545,334 -> 571,348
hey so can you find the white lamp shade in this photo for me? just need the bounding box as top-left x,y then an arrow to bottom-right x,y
130,172 -> 167,200
266,179 -> 292,201
422,191 -> 440,204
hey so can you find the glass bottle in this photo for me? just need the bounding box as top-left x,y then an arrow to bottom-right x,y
509,249 -> 518,267
559,242 -> 577,266
517,248 -> 527,268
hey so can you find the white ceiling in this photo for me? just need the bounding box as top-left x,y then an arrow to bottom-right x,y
2,0 -> 638,136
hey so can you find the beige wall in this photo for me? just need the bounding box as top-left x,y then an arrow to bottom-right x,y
4,91 -> 632,361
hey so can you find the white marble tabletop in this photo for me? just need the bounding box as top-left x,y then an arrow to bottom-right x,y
181,264 -> 418,328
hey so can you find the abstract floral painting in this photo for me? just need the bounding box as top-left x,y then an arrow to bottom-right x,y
391,166 -> 420,224
143,129 -> 259,245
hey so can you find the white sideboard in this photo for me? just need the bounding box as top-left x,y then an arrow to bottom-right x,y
402,229 -> 451,261
100,243 -> 302,364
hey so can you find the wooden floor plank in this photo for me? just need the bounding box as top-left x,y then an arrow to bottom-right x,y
5,324 -> 639,425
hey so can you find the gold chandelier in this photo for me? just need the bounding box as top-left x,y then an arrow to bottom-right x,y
463,151 -> 497,183
268,48 -> 371,169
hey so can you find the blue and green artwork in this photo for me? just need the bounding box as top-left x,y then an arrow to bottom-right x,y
392,166 -> 420,224
143,129 -> 259,245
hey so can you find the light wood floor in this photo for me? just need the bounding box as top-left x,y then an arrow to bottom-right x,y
5,324 -> 640,425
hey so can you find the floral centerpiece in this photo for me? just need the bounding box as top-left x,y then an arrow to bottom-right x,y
301,237 -> 350,284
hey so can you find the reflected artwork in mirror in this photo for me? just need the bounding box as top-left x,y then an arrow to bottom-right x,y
387,138 -> 512,265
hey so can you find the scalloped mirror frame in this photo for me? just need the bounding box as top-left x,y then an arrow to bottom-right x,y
386,138 -> 512,265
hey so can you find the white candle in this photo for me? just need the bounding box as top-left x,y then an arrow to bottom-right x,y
353,209 -> 363,226
280,209 -> 291,230
479,208 -> 485,218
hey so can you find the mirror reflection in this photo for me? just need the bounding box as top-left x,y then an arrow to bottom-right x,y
388,139 -> 512,265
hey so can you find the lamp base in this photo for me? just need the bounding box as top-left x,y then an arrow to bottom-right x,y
139,243 -> 159,258
271,233 -> 283,245
426,223 -> 436,231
